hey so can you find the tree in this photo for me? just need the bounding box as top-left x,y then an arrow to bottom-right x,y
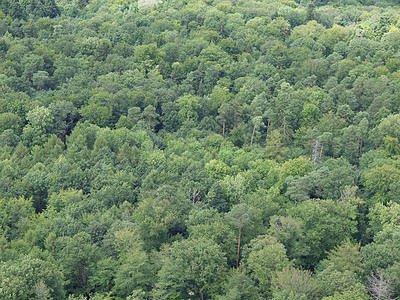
287,199 -> 358,268
8,0 -> 26,20
370,114 -> 400,148
177,94 -> 201,123
112,231 -> 153,298
301,102 -> 321,127
23,162 -> 50,212
56,232 -> 99,295
250,116 -> 264,147
268,215 -> 309,265
80,104 -> 113,128
243,235 -> 291,296
368,201 -> 400,236
322,290 -> 370,300
209,86 -> 232,114
22,106 -> 54,147
156,237 -> 227,300
43,0 -> 60,18
32,70 -> 49,91
317,238 -> 364,277
265,130 -> 288,162
316,269 -> 367,299
364,165 -> 400,205
0,112 -> 23,135
142,105 -> 159,132
361,227 -> 400,297
48,100 -> 79,141
127,107 -> 142,124
132,198 -> 175,252
188,208 -> 237,266
367,270 -> 394,300
281,157 -> 312,179
315,238 -> 366,298
0,129 -> 20,147
271,267 -> 317,299
0,255 -> 65,300
225,203 -> 256,268
205,159 -> 230,180
217,268 -> 260,300
0,196 -> 35,241
216,102 -> 233,137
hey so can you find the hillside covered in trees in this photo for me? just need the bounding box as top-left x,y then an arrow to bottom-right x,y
2,0 -> 400,299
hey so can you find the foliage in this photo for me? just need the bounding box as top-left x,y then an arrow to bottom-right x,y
0,0 -> 400,297
155,237 -> 227,299
0,255 -> 65,300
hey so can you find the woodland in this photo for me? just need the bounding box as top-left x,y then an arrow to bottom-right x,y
1,0 -> 400,299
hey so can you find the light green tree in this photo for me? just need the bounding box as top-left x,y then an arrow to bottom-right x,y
177,94 -> 201,123
22,106 -> 54,146
0,255 -> 65,300
226,203 -> 256,268
156,237 -> 227,300
243,234 -> 291,296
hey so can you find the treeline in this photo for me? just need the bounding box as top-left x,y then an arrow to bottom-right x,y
1,0 -> 400,299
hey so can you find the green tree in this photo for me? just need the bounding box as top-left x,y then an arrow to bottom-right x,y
132,198 -> 175,252
265,129 -> 288,162
315,238 -> 367,298
322,290 -> 370,300
0,196 -> 35,240
8,0 -> 26,20
209,86 -> 232,114
156,237 -> 227,300
368,201 -> 400,236
0,255 -> 65,300
80,103 -> 113,128
142,105 -> 159,132
32,70 -> 49,91
112,230 -> 153,298
316,269 -> 368,299
177,94 -> 201,123
0,129 -> 20,147
188,208 -> 237,266
22,106 -> 54,147
56,232 -> 99,295
217,268 -> 260,300
301,102 -> 321,127
288,199 -> 358,268
361,226 -> 400,297
268,215 -> 309,266
370,114 -> 400,147
364,165 -> 400,205
243,235 -> 291,296
317,238 -> 364,276
216,102 -> 233,137
0,112 -> 23,134
226,203 -> 256,268
48,100 -> 78,140
271,267 -> 317,299
250,116 -> 264,147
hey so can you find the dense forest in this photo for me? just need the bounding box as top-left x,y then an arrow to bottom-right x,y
1,0 -> 400,299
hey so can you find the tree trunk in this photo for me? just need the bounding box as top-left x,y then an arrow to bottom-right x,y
236,226 -> 242,268
200,291 -> 204,300
319,143 -> 323,159
222,117 -> 225,137
250,124 -> 256,146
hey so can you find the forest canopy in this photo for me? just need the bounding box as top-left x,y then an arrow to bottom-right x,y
1,0 -> 400,299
